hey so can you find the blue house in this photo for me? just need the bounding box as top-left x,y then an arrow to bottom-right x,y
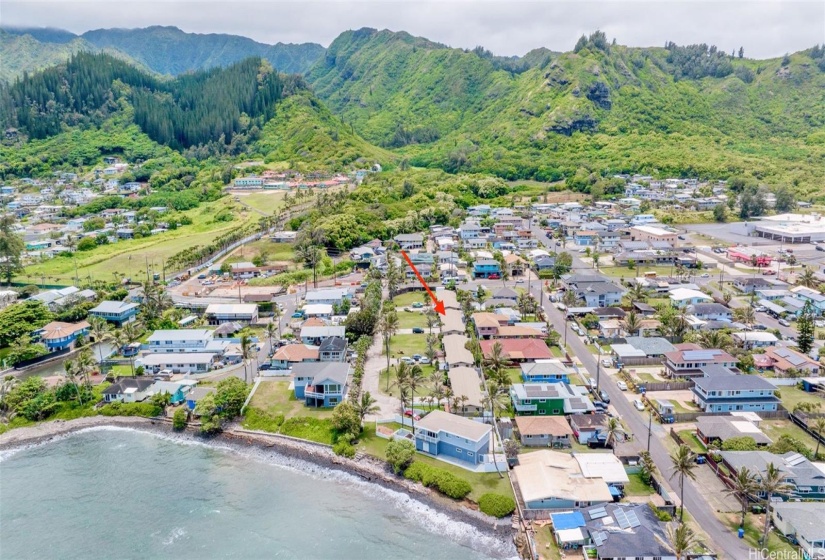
34,321 -> 90,351
292,362 -> 350,407
521,360 -> 571,383
573,230 -> 598,246
147,381 -> 194,405
414,410 -> 492,468
473,259 -> 501,279
692,369 -> 780,412
89,300 -> 140,326
186,387 -> 215,411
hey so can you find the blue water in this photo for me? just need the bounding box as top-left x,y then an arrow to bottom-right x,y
0,428 -> 514,560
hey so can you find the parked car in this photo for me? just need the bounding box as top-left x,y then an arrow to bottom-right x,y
599,390 -> 611,404
634,399 -> 645,411
411,302 -> 424,309
753,324 -> 768,330
412,354 -> 422,362
412,327 -> 425,334
588,377 -> 598,388
753,305 -> 767,312
601,358 -> 612,368
817,245 -> 825,252
400,356 -> 415,364
488,273 -> 501,279
700,273 -> 710,278
403,409 -> 421,421
617,380 -> 628,391
259,363 -> 272,371
763,270 -> 776,276
419,357 -> 431,365
678,235 -> 686,240
778,319 -> 791,327
592,401 -> 608,410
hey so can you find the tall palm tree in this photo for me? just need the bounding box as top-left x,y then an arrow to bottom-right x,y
798,266 -> 817,289
424,334 -> 438,363
379,310 -> 399,390
74,349 -> 96,389
87,316 -> 112,367
295,222 -> 326,288
669,444 -> 697,523
726,466 -> 757,529
425,310 -> 439,335
116,321 -> 143,376
760,462 -> 793,545
484,341 -> 507,385
733,306 -> 756,330
812,418 -> 825,458
271,303 -> 282,339
391,360 -> 412,404
694,330 -> 733,352
666,522 -> 698,560
625,283 -> 649,305
354,391 -> 380,424
265,321 -> 278,357
622,310 -> 642,336
240,334 -> 256,383
604,417 -> 624,451
63,359 -> 84,405
562,289 -> 579,308
403,364 -> 426,432
639,450 -> 657,484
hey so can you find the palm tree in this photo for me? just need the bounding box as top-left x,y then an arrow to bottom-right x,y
639,450 -> 657,484
666,522 -> 699,560
425,310 -> 439,335
404,364 -> 426,432
604,417 -> 624,451
726,466 -> 757,530
694,330 -> 733,352
760,462 -> 793,544
562,289 -> 579,308
265,321 -> 278,357
74,349 -> 96,389
117,321 -> 142,376
733,306 -> 756,330
271,303 -> 283,339
240,334 -> 256,383
391,361 -> 412,405
812,418 -> 825,458
354,391 -> 379,423
622,310 -> 642,336
379,310 -> 399,390
722,291 -> 733,305
63,359 -> 85,405
424,334 -> 438,363
484,341 -> 507,385
798,266 -> 817,289
669,444 -> 697,523
625,283 -> 649,305
87,316 -> 112,367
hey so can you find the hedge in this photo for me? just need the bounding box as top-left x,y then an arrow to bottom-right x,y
98,402 -> 162,417
333,441 -> 356,458
403,461 -> 472,499
478,493 -> 516,518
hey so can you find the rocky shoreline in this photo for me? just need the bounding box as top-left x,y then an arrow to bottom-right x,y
0,417 -> 515,554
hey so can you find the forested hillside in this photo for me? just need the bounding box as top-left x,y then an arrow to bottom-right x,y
307,29 -> 825,199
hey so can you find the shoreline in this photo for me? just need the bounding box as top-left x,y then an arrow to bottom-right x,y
0,416 -> 515,553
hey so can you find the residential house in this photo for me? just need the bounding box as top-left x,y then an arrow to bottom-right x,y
300,325 -> 346,345
271,344 -> 319,370
303,304 -> 333,319
692,370 -> 780,412
447,367 -> 484,415
628,225 -> 678,244
414,410 -> 492,468
102,378 -> 154,403
443,334 -> 475,368
534,256 -> 556,272
319,336 -> 347,362
440,309 -> 465,336
664,344 -> 738,378
88,300 -> 140,326
790,286 -> 825,316
146,380 -> 196,405
513,450 -> 613,510
754,347 -> 821,376
772,502 -> 825,560
136,353 -> 215,374
491,287 -> 518,302
34,320 -> 90,351
204,304 -> 258,325
696,415 -> 772,447
520,360 -> 571,383
733,277 -> 775,294
669,287 -> 713,307
292,362 -> 350,407
514,416 -> 574,448
610,336 -> 675,367
186,386 -> 216,411
510,383 -> 595,415
480,338 -> 553,362
569,413 -> 609,445
394,233 -> 424,250
719,451 -> 825,500
473,259 -> 501,279
732,332 -> 779,349
687,302 -> 733,322
145,329 -> 228,354
574,230 -> 599,246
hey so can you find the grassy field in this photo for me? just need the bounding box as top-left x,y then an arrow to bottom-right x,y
599,265 -> 677,280
224,240 -> 295,265
378,364 -> 438,397
677,429 -> 707,454
234,191 -> 287,215
624,472 -> 655,496
504,367 -> 522,385
21,197 -> 263,283
393,291 -> 429,308
760,418 -> 820,451
387,333 -> 429,358
249,380 -> 334,419
396,310 -> 427,329
777,386 -> 824,413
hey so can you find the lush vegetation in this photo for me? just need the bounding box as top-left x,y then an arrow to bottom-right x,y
477,493 -> 516,518
306,29 -> 825,198
403,460 -> 473,499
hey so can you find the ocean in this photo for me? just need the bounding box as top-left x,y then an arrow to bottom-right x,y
0,428 -> 515,560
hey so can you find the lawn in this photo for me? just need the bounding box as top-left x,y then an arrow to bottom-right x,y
504,367 -> 523,385
624,472 -> 655,496
760,419 -> 820,451
249,380 -> 334,419
393,291 -> 429,308
777,386 -> 824,413
387,333 -> 429,358
670,400 -> 699,413
532,524 -> 562,560
599,265 -> 675,279
235,191 -> 286,215
22,197 -> 259,283
724,513 -> 797,556
635,372 -> 659,383
396,310 -> 427,329
378,364 -> 438,398
224,240 -> 295,265
677,429 -> 707,454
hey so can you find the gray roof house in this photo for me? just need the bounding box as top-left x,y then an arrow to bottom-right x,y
393,233 -> 424,249
692,368 -> 780,413
772,502 -> 825,560
687,303 -> 733,321
720,451 -> 825,500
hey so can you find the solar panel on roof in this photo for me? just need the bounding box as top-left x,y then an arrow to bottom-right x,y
588,506 -> 608,520
614,508 -> 630,529
683,350 -> 721,360
625,509 -> 640,528
591,531 -> 606,546
786,453 -> 807,467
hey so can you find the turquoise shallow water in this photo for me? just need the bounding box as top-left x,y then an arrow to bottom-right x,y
0,428 -> 514,560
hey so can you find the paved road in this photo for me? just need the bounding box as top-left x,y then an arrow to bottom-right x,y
531,226 -> 748,560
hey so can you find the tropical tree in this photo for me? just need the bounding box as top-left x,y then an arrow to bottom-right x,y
240,334 -> 256,383
798,266 -> 817,289
141,282 -> 172,325
726,466 -> 757,529
295,222 -> 326,288
354,391 -> 379,424
425,309 -> 439,335
87,316 -> 112,366
385,257 -> 402,299
379,310 -> 399,390
669,444 -> 697,523
625,283 -> 649,305
733,306 -> 755,329
760,462 -> 793,544
562,289 -> 579,308
722,291 -> 732,305
484,341 -> 508,385
622,310 -> 642,336
265,321 -> 278,357
605,417 -> 624,451
811,417 -> 825,458
694,330 -> 733,352
63,358 -> 85,405
391,360 -> 412,411
797,301 -> 815,355
424,333 -> 438,363
666,522 -> 699,560
403,364 -> 426,432
0,375 -> 19,416
271,303 -> 282,339
116,320 -> 143,376
639,450 -> 657,485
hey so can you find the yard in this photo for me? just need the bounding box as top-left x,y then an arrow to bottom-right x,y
387,333 -> 430,359
724,513 -> 798,556
599,265 -> 676,280
396,310 -> 427,330
760,419 -> 820,451
532,523 -> 563,560
234,190 -> 287,215
776,386 -> 824,413
378,364 -> 438,398
224,240 -> 295,265
676,429 -> 707,454
393,291 -> 429,308
22,197 -> 261,283
248,379 -> 334,419
623,472 -> 655,496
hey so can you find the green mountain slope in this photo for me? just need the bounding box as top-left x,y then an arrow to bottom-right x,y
0,32 -> 95,82
81,26 -> 324,75
2,26 -> 79,43
307,29 -> 825,198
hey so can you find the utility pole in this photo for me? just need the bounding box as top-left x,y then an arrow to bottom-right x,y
647,411 -> 653,453
595,346 -> 601,392
145,255 -> 150,283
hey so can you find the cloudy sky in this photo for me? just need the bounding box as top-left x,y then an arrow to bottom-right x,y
3,0 -> 824,58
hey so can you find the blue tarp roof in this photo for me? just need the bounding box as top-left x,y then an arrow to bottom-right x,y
608,485 -> 623,496
550,511 -> 585,530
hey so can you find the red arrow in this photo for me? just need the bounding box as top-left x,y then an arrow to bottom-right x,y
400,250 -> 445,315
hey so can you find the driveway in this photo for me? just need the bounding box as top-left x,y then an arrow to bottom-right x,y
361,333 -> 401,419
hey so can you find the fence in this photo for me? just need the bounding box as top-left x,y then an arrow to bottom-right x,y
637,380 -> 694,393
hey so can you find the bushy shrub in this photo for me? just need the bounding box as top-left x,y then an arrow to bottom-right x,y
172,408 -> 188,430
333,441 -> 356,459
98,402 -> 162,417
402,461 -> 472,499
242,408 -> 284,433
478,493 -> 516,518
386,438 -> 416,473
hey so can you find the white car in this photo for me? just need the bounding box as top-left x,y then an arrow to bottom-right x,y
634,399 -> 645,411
700,273 -> 710,278
588,377 -> 598,388
400,357 -> 415,364
601,358 -> 612,368
419,357 -> 431,365
617,380 -> 628,391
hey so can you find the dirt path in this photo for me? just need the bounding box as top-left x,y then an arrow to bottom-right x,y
361,333 -> 400,419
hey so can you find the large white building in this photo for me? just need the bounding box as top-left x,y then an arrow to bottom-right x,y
740,213 -> 825,244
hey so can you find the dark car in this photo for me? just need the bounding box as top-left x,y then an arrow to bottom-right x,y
259,363 -> 272,371
412,327 -> 425,334
599,390 -> 611,404
817,245 -> 825,252
592,401 -> 608,410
